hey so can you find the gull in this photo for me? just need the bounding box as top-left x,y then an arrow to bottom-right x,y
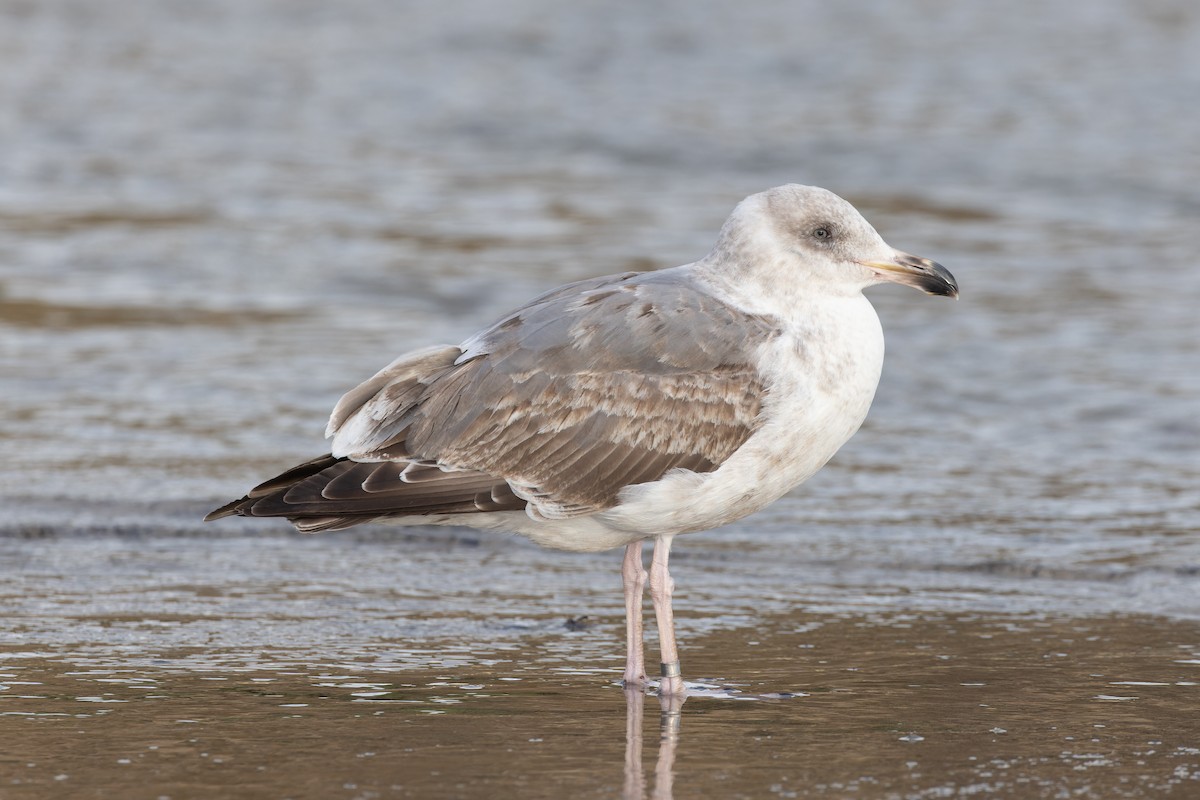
206,184 -> 958,696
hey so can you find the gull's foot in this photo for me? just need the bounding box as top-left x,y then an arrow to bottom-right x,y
622,672 -> 650,689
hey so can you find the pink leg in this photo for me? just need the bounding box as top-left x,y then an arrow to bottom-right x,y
622,541 -> 648,687
648,535 -> 685,696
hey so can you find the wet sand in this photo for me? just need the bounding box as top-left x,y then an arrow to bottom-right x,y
4,536 -> 1199,799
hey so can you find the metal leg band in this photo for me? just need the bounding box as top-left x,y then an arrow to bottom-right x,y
660,660 -> 681,678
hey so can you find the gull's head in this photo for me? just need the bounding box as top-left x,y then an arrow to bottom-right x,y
713,184 -> 958,299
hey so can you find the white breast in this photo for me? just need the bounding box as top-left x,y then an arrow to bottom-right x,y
600,293 -> 885,537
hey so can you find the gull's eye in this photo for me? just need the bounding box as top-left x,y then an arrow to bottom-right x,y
812,225 -> 834,241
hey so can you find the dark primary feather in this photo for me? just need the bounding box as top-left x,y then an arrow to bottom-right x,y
206,271 -> 779,528
203,455 -> 524,529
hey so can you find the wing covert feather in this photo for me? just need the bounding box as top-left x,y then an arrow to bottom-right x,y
343,272 -> 780,517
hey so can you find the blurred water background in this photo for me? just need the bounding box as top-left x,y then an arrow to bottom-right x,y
2,1 -> 1199,797
3,0 -> 1197,610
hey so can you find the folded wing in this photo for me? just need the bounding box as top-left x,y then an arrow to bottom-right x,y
207,270 -> 779,529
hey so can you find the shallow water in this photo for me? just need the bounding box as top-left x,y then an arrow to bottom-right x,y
4,542 -> 1200,799
2,0 -> 1199,797
4,535 -> 1200,798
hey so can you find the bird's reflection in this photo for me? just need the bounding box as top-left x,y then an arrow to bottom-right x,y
623,687 -> 684,800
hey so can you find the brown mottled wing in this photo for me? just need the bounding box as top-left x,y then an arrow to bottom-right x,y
331,270 -> 779,520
